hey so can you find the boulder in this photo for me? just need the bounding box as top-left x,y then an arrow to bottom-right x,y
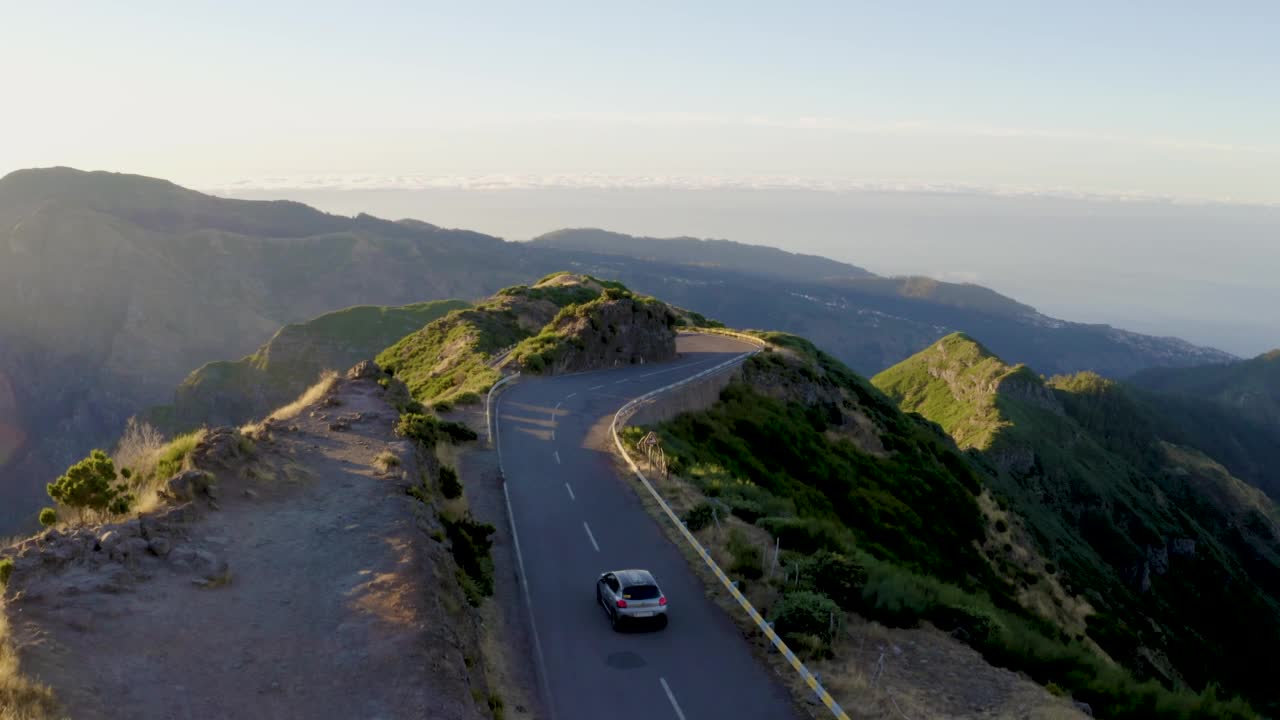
347,360 -> 382,379
189,426 -> 242,468
163,470 -> 212,502
1073,701 -> 1093,716
147,536 -> 172,557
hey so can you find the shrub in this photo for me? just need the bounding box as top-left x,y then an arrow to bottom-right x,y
771,590 -> 842,646
440,420 -> 478,443
720,483 -> 791,523
47,450 -> 134,515
994,519 -> 1009,533
396,412 -> 440,445
398,413 -> 478,446
727,529 -> 763,580
38,507 -> 57,527
440,465 -> 463,499
0,557 -> 13,587
799,550 -> 868,610
375,451 -> 400,471
683,502 -> 715,532
442,513 -> 496,605
756,516 -> 850,555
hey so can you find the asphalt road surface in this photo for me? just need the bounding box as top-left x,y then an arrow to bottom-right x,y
495,333 -> 802,720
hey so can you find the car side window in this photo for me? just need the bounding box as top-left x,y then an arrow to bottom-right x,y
606,576 -> 620,592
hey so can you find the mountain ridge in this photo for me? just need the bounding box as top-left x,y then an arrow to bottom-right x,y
873,334 -> 1280,712
0,166 -> 1241,535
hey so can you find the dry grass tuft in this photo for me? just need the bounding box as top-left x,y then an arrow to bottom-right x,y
112,417 -> 165,478
374,451 -> 401,474
267,371 -> 340,424
127,429 -> 207,515
0,613 -> 61,720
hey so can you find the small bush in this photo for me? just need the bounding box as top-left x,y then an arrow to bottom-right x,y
799,550 -> 868,610
0,557 -> 13,587
994,518 -> 1008,533
375,451 -> 401,471
398,413 -> 477,446
756,516 -> 850,555
442,513 -> 496,605
771,590 -> 842,646
38,507 -> 57,527
440,420 -> 479,443
47,450 -> 134,516
440,465 -> 463,499
488,693 -> 505,720
683,502 -> 716,532
727,529 -> 763,580
397,412 -> 441,445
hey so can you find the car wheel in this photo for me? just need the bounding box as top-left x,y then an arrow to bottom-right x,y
610,609 -> 621,632
657,615 -> 669,630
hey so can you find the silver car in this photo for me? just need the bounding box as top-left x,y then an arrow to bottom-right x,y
596,569 -> 669,630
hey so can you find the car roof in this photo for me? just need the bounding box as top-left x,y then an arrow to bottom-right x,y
609,569 -> 657,586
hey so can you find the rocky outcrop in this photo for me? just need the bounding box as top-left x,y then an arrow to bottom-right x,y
346,360 -> 382,380
530,295 -> 679,374
0,501 -> 216,599
997,369 -> 1065,416
189,426 -> 246,469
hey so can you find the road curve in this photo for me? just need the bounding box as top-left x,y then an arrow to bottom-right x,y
495,333 -> 801,720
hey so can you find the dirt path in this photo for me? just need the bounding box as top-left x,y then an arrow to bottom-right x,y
7,377 -> 486,720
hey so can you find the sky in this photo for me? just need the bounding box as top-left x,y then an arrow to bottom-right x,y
2,1 -> 1277,353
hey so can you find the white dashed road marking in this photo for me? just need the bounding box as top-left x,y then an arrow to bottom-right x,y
554,451 -> 561,465
583,522 -> 600,552
659,678 -> 687,720
589,384 -> 606,390
565,483 -> 575,501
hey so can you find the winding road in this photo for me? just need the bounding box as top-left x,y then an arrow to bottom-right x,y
495,333 -> 801,720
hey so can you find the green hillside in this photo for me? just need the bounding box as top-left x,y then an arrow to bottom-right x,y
1127,352 -> 1280,499
378,273 -> 684,407
150,299 -> 467,430
874,333 -> 1280,715
633,331 -> 1256,717
1130,350 -> 1280,429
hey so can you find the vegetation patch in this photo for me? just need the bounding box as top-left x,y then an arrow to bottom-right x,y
441,513 -> 496,607
628,329 -> 1259,717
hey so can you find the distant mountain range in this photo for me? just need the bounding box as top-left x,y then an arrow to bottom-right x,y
0,167 -> 1242,533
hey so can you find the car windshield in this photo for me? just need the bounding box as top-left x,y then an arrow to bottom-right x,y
621,584 -> 660,600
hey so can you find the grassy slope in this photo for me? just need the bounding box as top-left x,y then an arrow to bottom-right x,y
151,300 -> 468,431
875,334 -> 1280,715
1129,350 -> 1280,428
644,331 -> 1257,717
378,273 -> 645,406
1124,353 -> 1280,501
